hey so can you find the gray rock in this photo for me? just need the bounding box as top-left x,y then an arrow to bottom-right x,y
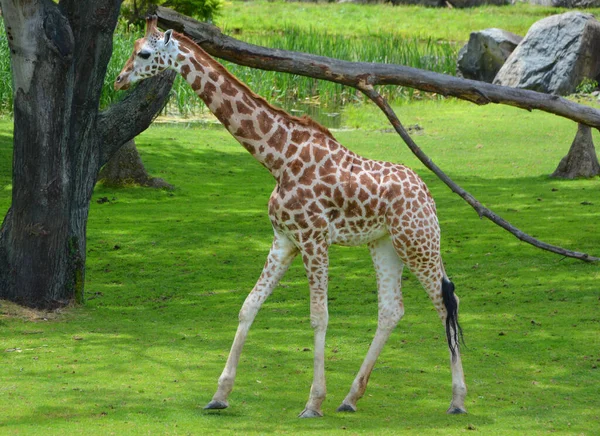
524,0 -> 600,7
494,12 -> 600,95
457,28 -> 523,83
387,0 -> 508,5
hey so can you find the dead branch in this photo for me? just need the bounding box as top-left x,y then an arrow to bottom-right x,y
156,6 -> 600,129
156,7 -> 599,262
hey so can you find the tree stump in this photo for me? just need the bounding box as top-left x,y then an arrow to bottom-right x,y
98,139 -> 173,189
551,123 -> 600,179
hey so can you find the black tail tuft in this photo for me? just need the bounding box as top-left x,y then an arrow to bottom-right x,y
441,277 -> 464,362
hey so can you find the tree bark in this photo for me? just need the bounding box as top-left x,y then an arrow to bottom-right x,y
551,124 -> 600,179
0,0 -> 175,309
155,6 -> 600,129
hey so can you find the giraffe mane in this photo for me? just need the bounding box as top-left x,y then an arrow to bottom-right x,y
173,32 -> 336,140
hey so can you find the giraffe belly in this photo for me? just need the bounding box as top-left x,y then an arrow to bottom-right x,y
328,218 -> 388,247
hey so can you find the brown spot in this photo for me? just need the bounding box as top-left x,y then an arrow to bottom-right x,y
329,209 -> 340,221
307,201 -> 323,216
344,180 -> 358,198
192,76 -> 202,90
299,166 -> 316,185
241,141 -> 256,154
299,147 -> 311,164
200,82 -> 217,105
208,71 -> 219,82
234,120 -> 261,140
242,94 -> 257,109
297,188 -> 315,200
180,64 -> 191,78
221,80 -> 239,97
321,174 -> 337,185
236,101 -> 253,115
333,187 -> 344,207
267,126 -> 288,151
214,100 -> 234,127
285,143 -> 298,159
318,159 -> 336,177
314,183 -> 331,198
346,201 -> 362,217
264,153 -> 275,167
327,139 -> 339,151
190,58 -> 205,74
313,147 -> 328,164
294,213 -> 308,227
258,111 -> 274,135
357,188 -> 370,203
289,160 -> 303,176
281,211 -> 291,221
291,129 -> 311,144
177,54 -> 186,62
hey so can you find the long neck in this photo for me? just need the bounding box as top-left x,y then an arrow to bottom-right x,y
173,35 -> 295,179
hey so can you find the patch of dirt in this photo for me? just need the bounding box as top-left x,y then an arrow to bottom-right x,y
0,299 -> 66,322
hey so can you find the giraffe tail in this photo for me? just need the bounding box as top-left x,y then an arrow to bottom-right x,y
441,276 -> 464,362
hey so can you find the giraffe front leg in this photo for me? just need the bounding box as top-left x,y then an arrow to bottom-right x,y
205,231 -> 298,410
298,242 -> 329,418
337,237 -> 404,413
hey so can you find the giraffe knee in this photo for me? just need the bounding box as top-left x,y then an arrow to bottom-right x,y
310,309 -> 328,330
238,300 -> 260,324
378,304 -> 404,330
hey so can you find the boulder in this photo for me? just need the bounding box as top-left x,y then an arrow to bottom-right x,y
457,28 -> 523,83
524,0 -> 600,7
386,0 -> 509,5
493,12 -> 600,95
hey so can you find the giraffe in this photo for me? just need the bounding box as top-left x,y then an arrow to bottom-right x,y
115,16 -> 467,418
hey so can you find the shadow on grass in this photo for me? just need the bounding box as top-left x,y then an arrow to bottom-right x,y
1,124 -> 599,434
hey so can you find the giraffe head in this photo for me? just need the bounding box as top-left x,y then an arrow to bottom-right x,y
114,16 -> 177,91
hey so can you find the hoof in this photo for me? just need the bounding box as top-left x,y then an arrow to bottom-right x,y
336,403 -> 357,413
298,408 -> 323,418
447,406 -> 467,414
204,400 -> 229,410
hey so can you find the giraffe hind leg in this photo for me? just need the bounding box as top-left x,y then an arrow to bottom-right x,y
337,236 -> 404,413
389,227 -> 467,414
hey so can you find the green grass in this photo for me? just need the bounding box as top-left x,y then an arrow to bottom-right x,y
1,100 -> 599,434
219,1 -> 596,42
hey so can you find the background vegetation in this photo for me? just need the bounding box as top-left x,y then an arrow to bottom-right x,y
1,1 -> 599,434
5,2 -> 598,119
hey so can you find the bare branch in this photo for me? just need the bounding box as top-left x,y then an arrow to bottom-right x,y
97,70 -> 176,166
358,84 -> 599,262
156,6 -> 600,129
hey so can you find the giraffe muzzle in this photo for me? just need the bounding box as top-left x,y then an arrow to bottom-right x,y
114,74 -> 130,91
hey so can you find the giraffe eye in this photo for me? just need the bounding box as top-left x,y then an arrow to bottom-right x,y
137,50 -> 151,60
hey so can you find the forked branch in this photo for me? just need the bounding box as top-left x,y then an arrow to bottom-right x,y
156,7 -> 599,262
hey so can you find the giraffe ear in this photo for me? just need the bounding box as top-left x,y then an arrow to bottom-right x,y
163,29 -> 174,47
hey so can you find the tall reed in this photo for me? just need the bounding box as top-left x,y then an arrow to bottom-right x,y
0,19 -> 458,117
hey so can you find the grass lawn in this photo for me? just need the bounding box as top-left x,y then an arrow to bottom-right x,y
219,1 -> 600,42
1,99 -> 599,434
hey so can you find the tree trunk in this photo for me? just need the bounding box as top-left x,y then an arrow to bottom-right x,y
551,124 -> 600,179
0,0 -> 175,309
98,139 -> 173,190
